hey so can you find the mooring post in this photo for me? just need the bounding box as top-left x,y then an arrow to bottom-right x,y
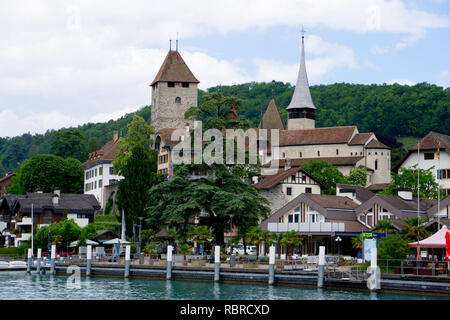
36,248 -> 41,274
268,245 -> 275,285
50,244 -> 56,275
124,245 -> 130,278
166,245 -> 173,280
318,246 -> 325,288
368,247 -> 379,291
214,245 -> 220,282
27,248 -> 32,273
139,252 -> 144,264
86,245 -> 92,276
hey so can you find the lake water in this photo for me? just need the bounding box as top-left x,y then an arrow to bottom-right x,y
0,271 -> 448,300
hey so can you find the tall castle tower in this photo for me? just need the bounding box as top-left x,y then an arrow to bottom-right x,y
150,46 -> 199,133
286,33 -> 316,130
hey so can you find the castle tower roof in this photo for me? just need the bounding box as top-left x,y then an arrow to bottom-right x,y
258,99 -> 285,130
286,36 -> 316,110
150,50 -> 200,86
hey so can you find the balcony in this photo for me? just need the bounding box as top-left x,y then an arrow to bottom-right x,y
267,222 -> 345,233
16,218 -> 33,226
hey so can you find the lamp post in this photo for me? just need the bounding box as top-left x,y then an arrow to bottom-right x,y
138,217 -> 143,254
335,236 -> 342,255
229,214 -> 234,255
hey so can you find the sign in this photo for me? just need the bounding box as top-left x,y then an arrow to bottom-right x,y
363,239 -> 377,262
372,233 -> 386,238
363,233 -> 373,238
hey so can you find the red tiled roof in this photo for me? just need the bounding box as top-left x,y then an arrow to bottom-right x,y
150,50 -> 199,86
80,137 -> 122,168
349,133 -> 373,145
278,126 -> 357,146
410,131 -> 450,152
365,139 -> 390,149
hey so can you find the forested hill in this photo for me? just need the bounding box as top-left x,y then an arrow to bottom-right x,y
0,82 -> 448,174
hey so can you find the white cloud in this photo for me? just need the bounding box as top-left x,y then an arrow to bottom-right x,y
254,35 -> 358,84
0,0 -> 448,136
387,78 -> 416,86
371,45 -> 389,55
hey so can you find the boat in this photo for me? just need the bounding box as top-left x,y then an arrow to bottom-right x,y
8,261 -> 27,269
0,261 -> 9,270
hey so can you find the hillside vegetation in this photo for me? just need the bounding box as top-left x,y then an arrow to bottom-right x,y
0,82 -> 448,175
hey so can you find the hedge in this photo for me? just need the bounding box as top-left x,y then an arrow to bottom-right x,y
0,247 -> 19,256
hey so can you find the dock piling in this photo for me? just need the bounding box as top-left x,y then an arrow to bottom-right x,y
318,246 -> 325,288
27,248 -> 32,273
214,246 -> 220,282
124,245 -> 130,278
268,245 -> 275,285
166,245 -> 173,280
368,247 -> 380,291
50,245 -> 56,274
36,248 -> 41,274
86,245 -> 92,276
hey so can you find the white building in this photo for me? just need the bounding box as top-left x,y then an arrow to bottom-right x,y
80,131 -> 123,208
395,131 -> 450,196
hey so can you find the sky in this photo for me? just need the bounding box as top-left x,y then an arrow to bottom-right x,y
0,0 -> 449,138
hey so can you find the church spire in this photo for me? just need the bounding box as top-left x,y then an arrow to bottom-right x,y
286,28 -> 316,111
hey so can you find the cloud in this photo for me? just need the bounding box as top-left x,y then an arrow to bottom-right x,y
371,45 -> 389,55
387,78 -> 416,86
254,35 -> 358,84
0,1 -> 448,136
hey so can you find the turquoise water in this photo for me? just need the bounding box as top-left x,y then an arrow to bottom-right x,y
0,271 -> 448,300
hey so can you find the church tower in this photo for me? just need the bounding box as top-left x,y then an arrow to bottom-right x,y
150,44 -> 200,133
286,32 -> 316,130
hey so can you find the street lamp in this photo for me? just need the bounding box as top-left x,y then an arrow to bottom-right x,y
229,214 -> 234,255
138,217 -> 143,254
335,236 -> 342,255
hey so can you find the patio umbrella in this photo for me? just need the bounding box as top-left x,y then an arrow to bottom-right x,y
103,238 -> 131,245
69,239 -> 99,247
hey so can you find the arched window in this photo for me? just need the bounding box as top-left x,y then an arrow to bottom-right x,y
175,97 -> 181,103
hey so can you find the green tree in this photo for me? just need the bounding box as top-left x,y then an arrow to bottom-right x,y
246,226 -> 264,258
301,160 -> 347,195
380,166 -> 442,199
373,220 -> 398,235
351,234 -> 363,250
116,145 -> 159,237
11,155 -> 84,194
271,232 -> 285,258
279,230 -> 303,257
186,225 -> 213,254
401,217 -> 431,242
87,137 -> 100,153
50,128 -> 87,162
113,115 -> 155,174
346,168 -> 368,186
378,234 -> 411,261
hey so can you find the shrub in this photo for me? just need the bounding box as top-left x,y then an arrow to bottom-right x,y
17,242 -> 31,256
0,247 -> 19,256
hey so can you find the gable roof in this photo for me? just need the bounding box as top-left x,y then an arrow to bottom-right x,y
263,156 -> 364,168
258,99 -> 285,130
365,139 -> 390,149
0,173 -> 15,184
80,136 -> 123,169
349,133 -> 374,145
15,193 -> 100,215
260,193 -> 360,230
150,50 -> 199,86
254,167 -> 326,190
278,126 -> 358,146
426,196 -> 450,217
411,131 -> 450,152
336,184 -> 376,203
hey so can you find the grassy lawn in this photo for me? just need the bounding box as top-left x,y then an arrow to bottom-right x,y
397,136 -> 420,150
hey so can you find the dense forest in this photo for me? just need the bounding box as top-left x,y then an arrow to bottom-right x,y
0,82 -> 448,175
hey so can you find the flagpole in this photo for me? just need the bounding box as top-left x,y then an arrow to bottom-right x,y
438,142 -> 440,230
417,141 -> 420,259
31,204 -> 34,254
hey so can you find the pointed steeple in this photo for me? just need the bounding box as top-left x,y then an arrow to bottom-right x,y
286,33 -> 316,111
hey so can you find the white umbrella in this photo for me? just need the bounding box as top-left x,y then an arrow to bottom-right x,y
69,239 -> 99,247
103,238 -> 131,245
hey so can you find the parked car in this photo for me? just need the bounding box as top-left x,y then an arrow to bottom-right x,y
226,245 -> 257,255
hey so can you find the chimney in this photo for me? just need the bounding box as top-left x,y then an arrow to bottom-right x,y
397,189 -> 413,201
284,159 -> 291,171
52,194 -> 59,205
54,188 -> 61,197
113,130 -> 119,142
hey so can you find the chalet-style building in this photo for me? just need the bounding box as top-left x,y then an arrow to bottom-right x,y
80,131 -> 123,208
0,173 -> 16,196
0,190 -> 100,247
394,131 -> 450,196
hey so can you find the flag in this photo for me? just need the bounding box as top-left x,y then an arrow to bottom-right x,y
437,142 -> 440,159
